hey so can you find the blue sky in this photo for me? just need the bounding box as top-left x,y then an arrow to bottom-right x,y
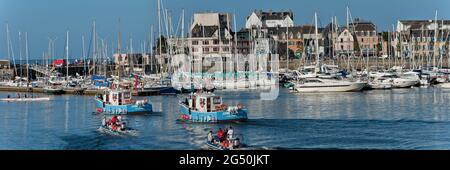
1,0 -> 449,60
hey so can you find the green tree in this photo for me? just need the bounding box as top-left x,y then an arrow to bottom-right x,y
154,36 -> 167,55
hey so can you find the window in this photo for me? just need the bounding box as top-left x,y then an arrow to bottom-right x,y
223,40 -> 229,44
192,40 -> 198,45
341,45 -> 344,50
341,38 -> 343,43
213,47 -> 219,52
203,40 -> 209,45
223,47 -> 230,51
213,40 -> 219,44
203,47 -> 209,52
192,48 -> 198,52
361,38 -> 364,42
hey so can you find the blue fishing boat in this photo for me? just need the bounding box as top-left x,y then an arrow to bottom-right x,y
95,88 -> 152,115
178,93 -> 248,123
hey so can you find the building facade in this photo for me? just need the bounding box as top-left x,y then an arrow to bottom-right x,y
245,10 -> 294,29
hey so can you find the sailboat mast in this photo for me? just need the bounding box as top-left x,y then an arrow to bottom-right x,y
92,21 -> 97,75
66,31 -> 69,80
433,10 -> 438,67
286,20 -> 289,70
19,32 -> 23,78
117,18 -> 122,79
150,25 -> 154,72
314,12 -> 320,68
25,32 -> 29,82
233,14 -> 238,80
157,0 -> 162,76
82,35 -> 86,78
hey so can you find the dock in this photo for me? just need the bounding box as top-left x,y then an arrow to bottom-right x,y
0,86 -> 172,96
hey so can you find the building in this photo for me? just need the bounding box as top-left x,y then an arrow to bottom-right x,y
236,28 -> 251,55
113,53 -> 151,73
397,20 -> 450,61
330,19 -> 379,58
334,28 -> 355,57
350,19 -> 379,57
245,10 -> 294,29
187,12 -> 234,56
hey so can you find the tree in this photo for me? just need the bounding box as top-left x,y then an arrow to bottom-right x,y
376,42 -> 382,56
154,36 -> 167,55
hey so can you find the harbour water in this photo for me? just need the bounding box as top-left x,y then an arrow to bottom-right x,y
1,87 -> 450,150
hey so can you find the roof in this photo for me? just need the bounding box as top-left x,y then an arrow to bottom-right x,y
191,25 -> 218,38
399,20 -> 450,25
252,10 -> 294,21
349,21 -> 376,31
399,20 -> 450,31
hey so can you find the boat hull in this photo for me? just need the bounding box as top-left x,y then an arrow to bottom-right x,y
295,82 -> 367,92
179,103 -> 248,123
0,97 -> 50,102
368,83 -> 392,89
392,79 -> 419,88
43,88 -> 65,95
95,99 -> 152,115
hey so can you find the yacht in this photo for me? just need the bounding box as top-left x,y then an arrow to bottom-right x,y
294,78 -> 367,92
368,76 -> 393,89
392,72 -> 420,88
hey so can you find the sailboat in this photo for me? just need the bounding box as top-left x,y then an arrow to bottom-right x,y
293,12 -> 367,92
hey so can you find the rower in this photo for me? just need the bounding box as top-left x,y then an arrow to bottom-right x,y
227,126 -> 234,140
101,117 -> 107,127
233,138 -> 240,149
7,94 -> 10,98
207,131 -> 213,143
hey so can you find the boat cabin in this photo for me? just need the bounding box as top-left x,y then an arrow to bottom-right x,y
98,89 -> 132,106
185,93 -> 223,112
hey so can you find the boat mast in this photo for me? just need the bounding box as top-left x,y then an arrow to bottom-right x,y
25,32 -> 29,83
233,14 -> 238,81
19,31 -> 23,79
117,18 -> 122,79
66,31 -> 69,81
6,23 -> 17,77
157,0 -> 162,77
433,10 -> 438,68
82,35 -> 86,78
346,6 -> 351,71
150,25 -> 154,73
286,19 -> 289,70
314,12 -> 320,73
93,21 -> 97,76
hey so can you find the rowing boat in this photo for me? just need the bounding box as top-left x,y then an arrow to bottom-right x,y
0,97 -> 50,102
97,126 -> 139,137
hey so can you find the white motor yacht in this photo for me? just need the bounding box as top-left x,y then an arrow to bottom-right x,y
294,78 -> 367,92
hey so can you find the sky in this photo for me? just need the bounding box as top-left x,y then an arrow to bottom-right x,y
0,0 -> 450,60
